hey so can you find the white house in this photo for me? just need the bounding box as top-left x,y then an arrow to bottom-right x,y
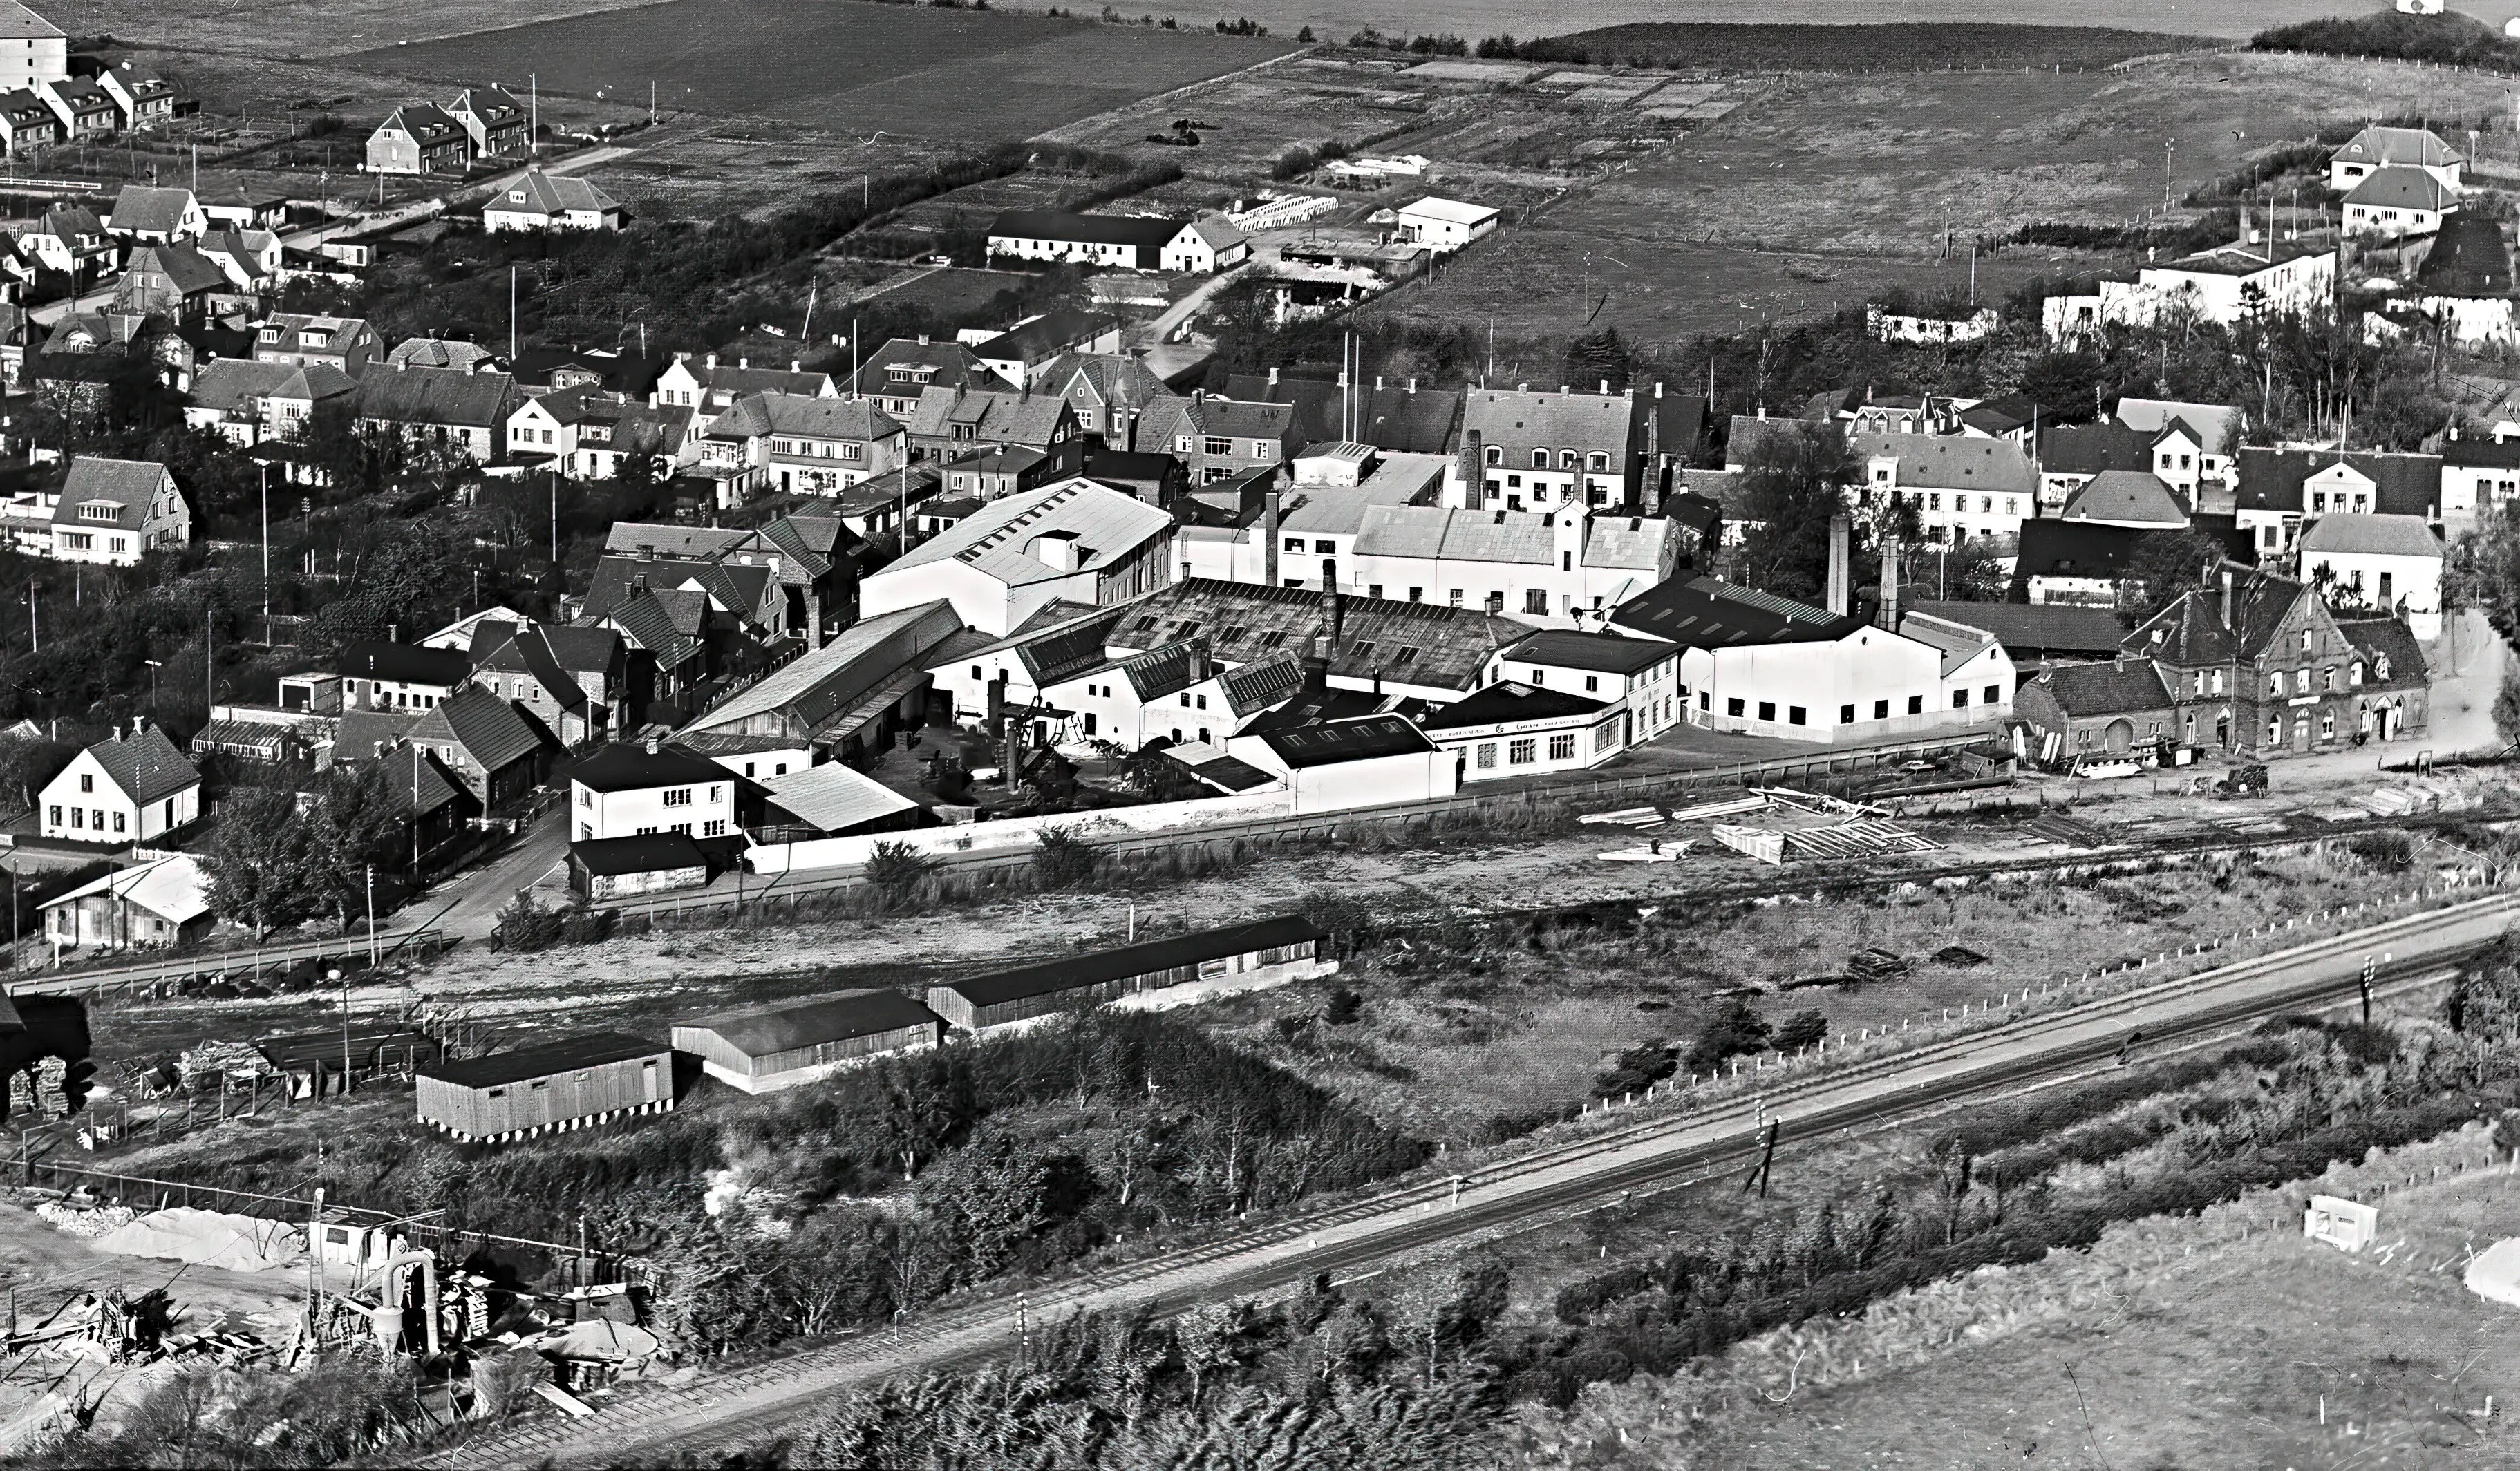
2343,167 -> 2456,239
0,3 -> 67,96
41,723 -> 200,842
859,477 -> 1175,637
1393,197 -> 1498,254
2042,238 -> 2339,343
1343,502 -> 1675,626
103,184 -> 206,245
48,456 -> 189,566
570,740 -> 739,844
1453,386 -> 1639,510
699,392 -> 908,497
2329,125 -> 2461,193
1608,573 -> 2011,746
1035,643 -> 1303,750
1849,431 -> 2036,547
1224,713 -> 1457,813
984,210 -> 1190,272
650,354 -> 838,413
1867,304 -> 1998,345
2298,513 -> 2445,638
483,167 -> 623,233
1419,681 -> 1626,782
2110,397 -> 2238,498
1158,217 -> 1250,274
1484,627 -> 1685,743
2438,431 -> 2520,530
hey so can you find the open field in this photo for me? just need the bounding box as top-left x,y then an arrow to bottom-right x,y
340,0 -> 1299,142
1541,1122 -> 2520,1467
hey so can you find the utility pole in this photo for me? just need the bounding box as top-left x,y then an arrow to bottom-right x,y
529,74 -> 538,155
1742,1118 -> 1779,1197
510,266 -> 518,362
24,578 -> 31,654
260,467 -> 270,643
205,605 -> 213,718
341,962 -> 353,1097
549,471 -> 558,569
366,864 -> 377,969
2163,137 -> 2175,212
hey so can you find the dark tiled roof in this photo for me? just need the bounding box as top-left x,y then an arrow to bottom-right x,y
570,831 -> 711,876
339,640 -> 471,687
2012,520 -> 2150,582
416,686 -> 543,772
2336,618 -> 2429,684
1608,575 -> 1865,648
937,915 -> 1325,1010
677,989 -> 939,1059
2416,213 -> 2513,297
1418,681 -> 1606,730
1221,374 -> 1463,454
1503,629 -> 1673,675
2024,659 -> 2174,717
354,363 -> 517,428
986,210 -> 1184,252
2121,569 -> 2307,665
2233,447 -> 2440,518
1902,600 -> 2129,656
1114,578 -> 1532,696
1250,713 -> 1434,768
420,1030 -> 666,1089
2037,420 -> 2152,477
572,742 -> 728,794
93,726 -> 199,807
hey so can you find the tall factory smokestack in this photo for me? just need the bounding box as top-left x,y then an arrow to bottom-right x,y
1878,538 -> 1901,631
1825,514 -> 1852,618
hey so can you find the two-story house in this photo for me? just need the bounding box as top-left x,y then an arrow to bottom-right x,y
182,357 -> 357,445
570,739 -> 749,844
0,87 -> 60,155
847,336 -> 1011,421
41,723 -> 199,842
699,392 -> 907,497
905,385 -> 1084,478
1849,430 -> 2036,547
39,77 -> 118,140
8,204 -> 111,283
650,354 -> 837,412
365,104 -> 469,175
2232,447 -> 2441,559
2125,566 -> 2429,754
470,622 -> 631,747
1456,386 -> 1639,510
49,455 -> 189,566
1135,392 -> 1297,485
966,308 -> 1124,389
1035,350 -> 1170,449
254,314 -> 379,377
98,61 -> 179,132
353,361 -> 519,464
409,685 -> 547,813
445,86 -> 529,158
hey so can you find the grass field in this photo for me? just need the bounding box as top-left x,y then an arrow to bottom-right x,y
1498,21 -> 2218,72
1538,1122 -> 2520,1467
341,0 -> 1300,141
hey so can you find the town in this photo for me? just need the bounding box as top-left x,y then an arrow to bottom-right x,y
0,0 -> 2515,1464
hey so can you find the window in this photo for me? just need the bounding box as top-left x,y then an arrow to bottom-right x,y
1408,587 -> 1423,602
1283,537 -> 1304,551
661,788 -> 693,807
1368,585 -> 1382,598
1757,701 -> 1776,721
1531,448 -> 1548,469
1525,589 -> 1548,615
1508,738 -> 1537,764
46,804 -> 56,826
1203,435 -> 1233,457
1448,589 -> 1463,607
1839,703 -> 1856,723
1476,742 -> 1497,769
1874,699 -> 1889,720
1485,445 -> 1502,466
704,819 -> 727,837
1548,732 -> 1577,760
2295,667 -> 2312,695
2322,666 -> 2338,692
2320,712 -> 2336,742
2349,659 -> 2364,687
2376,653 -> 2390,679
1983,684 -> 1999,705
2268,718 -> 2283,746
1787,706 -> 1806,726
1588,452 -> 1609,472
1908,695 -> 1924,715
1585,676 -> 1599,693
2267,672 -> 2284,697
1727,697 -> 1745,717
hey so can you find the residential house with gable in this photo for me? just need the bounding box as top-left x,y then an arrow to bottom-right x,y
650,353 -> 837,412
353,361 -> 519,462
181,358 -> 357,444
506,388 -> 701,480
409,685 -> 547,812
0,87 -> 60,155
1223,368 -> 1463,455
985,210 -> 1237,272
41,723 -> 199,842
365,104 -> 469,175
699,392 -> 906,497
2109,397 -> 2239,500
103,184 -> 205,244
254,314 -> 379,377
9,204 -> 113,283
1134,392 -> 1295,484
1455,385 -> 1640,510
967,309 -> 1123,389
2438,429 -> 2520,529
2232,446 -> 2441,558
2297,513 -> 2446,637
2344,167 -> 2457,238
39,77 -> 118,140
2124,566 -> 2428,752
49,455 -> 188,566
113,243 -> 238,321
0,2 -> 64,95
846,336 -> 1011,421
2329,125 -> 2461,192
483,167 -> 623,233
445,86 -> 529,158
1036,350 -> 1170,449
470,622 -> 632,747
97,61 -> 179,132
1847,430 -> 2035,547
905,384 -> 1084,480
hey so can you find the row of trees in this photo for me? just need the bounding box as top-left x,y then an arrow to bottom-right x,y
199,765 -> 418,938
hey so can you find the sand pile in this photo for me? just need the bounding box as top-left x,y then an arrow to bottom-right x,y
91,1208 -> 303,1273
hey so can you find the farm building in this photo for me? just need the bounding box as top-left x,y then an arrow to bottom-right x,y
39,853 -> 211,952
257,1025 -> 444,1099
926,916 -> 1335,1032
569,831 -> 712,902
415,1032 -> 674,1143
672,989 -> 943,1093
985,211 -> 1243,273
1393,198 -> 1498,254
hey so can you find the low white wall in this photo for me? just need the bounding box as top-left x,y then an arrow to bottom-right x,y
744,789 -> 1298,874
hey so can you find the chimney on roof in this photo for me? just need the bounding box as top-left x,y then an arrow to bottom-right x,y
1407,377 -> 1418,393
1266,366 -> 1279,386
1599,379 -> 1609,395
1458,428 -> 1485,511
2219,566 -> 2234,629
1192,388 -> 1204,406
1375,375 -> 1384,390
646,737 -> 659,755
1879,538 -> 1901,631
1655,380 -> 1664,399
395,355 -> 406,371
704,352 -> 717,370
1825,514 -> 1852,618
791,359 -> 800,373
1560,384 -> 1570,396
738,357 -> 749,370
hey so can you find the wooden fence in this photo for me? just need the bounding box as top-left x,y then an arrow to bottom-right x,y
7,929 -> 456,1000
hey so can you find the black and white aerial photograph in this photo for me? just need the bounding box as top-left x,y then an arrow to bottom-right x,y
8,0 -> 2520,1464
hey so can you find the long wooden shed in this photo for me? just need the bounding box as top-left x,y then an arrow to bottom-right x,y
672,989 -> 942,1094
414,1032 -> 673,1143
925,915 -> 1331,1032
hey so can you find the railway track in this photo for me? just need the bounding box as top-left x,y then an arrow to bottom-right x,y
425,890 -> 2520,1469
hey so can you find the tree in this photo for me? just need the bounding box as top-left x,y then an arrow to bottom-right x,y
1686,997 -> 1772,1070
1771,1008 -> 1828,1052
1562,325 -> 1633,392
2494,665 -> 2520,751
864,839 -> 938,908
301,763 -> 404,922
1031,826 -> 1100,889
200,785 -> 323,939
2116,528 -> 2224,627
1734,420 -> 1858,605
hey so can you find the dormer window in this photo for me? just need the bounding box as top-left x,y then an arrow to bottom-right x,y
75,502 -> 116,522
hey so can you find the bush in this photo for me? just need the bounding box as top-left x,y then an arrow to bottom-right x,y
864,840 -> 939,907
1592,1038 -> 1677,1098
1771,1008 -> 1828,1053
1031,826 -> 1101,889
1684,998 -> 1771,1070
488,892 -> 565,953
1324,987 -> 1362,1025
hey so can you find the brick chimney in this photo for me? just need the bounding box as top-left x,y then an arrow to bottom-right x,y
1458,428 -> 1485,511
1825,514 -> 1851,617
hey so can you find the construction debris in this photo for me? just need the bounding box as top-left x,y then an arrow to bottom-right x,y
2025,813 -> 2112,849
1595,842 -> 1690,864
1848,947 -> 1911,983
1933,945 -> 1991,967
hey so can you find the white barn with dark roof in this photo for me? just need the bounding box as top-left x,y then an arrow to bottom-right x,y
673,989 -> 941,1092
